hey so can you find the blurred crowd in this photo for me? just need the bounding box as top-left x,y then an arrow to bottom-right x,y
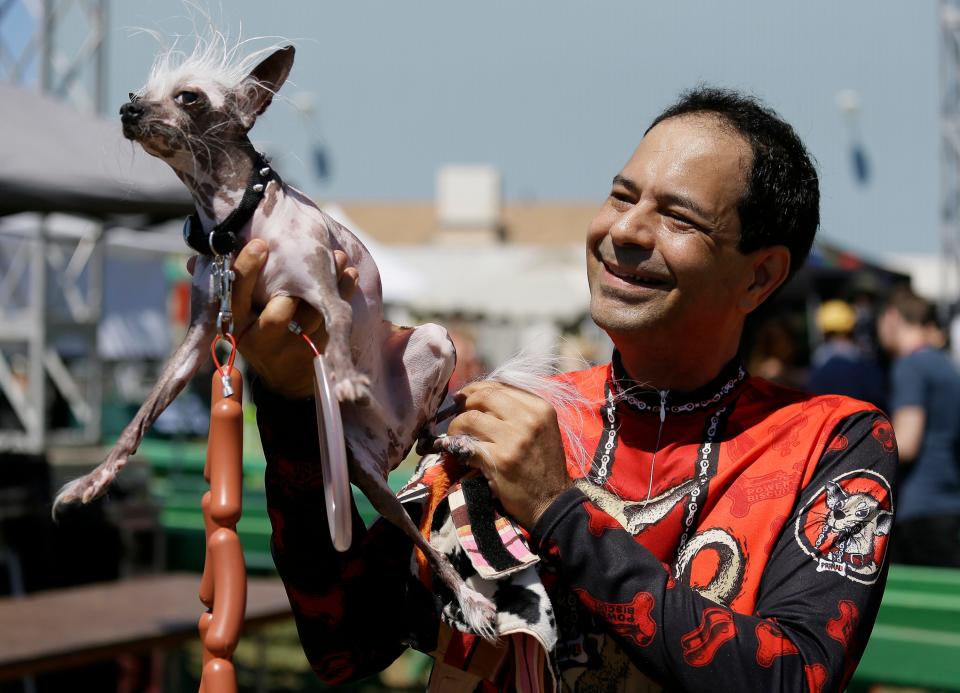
749,285 -> 960,568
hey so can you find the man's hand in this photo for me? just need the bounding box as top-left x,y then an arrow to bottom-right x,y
446,382 -> 572,529
191,239 -> 358,399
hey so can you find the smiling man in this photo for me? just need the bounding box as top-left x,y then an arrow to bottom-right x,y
585,112 -> 789,390
235,88 -> 897,691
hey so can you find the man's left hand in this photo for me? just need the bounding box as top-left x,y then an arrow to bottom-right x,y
446,382 -> 572,529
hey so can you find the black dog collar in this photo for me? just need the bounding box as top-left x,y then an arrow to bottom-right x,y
182,153 -> 274,256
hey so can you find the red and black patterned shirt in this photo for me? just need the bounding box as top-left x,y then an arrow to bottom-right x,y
256,356 -> 896,692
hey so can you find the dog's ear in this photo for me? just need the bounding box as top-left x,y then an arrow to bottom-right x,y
238,45 -> 295,128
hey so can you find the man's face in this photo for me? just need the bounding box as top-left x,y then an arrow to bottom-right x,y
586,114 -> 760,345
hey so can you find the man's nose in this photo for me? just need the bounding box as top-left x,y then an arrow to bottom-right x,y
119,101 -> 144,123
609,202 -> 657,248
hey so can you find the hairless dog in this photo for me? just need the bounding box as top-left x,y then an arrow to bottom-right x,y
53,41 -> 500,635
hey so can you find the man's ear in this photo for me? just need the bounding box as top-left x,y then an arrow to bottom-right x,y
738,245 -> 791,314
238,45 -> 295,129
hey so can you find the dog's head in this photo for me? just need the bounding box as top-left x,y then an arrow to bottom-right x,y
120,44 -> 294,172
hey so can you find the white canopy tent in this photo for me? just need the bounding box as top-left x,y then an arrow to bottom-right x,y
381,241 -> 595,367
387,243 -> 590,323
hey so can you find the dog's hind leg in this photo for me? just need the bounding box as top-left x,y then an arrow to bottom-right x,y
297,282 -> 372,407
349,457 -> 498,641
343,322 -> 457,472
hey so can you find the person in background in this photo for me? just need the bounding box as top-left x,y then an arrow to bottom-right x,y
745,315 -> 806,389
848,273 -> 884,361
878,287 -> 960,567
808,299 -> 887,411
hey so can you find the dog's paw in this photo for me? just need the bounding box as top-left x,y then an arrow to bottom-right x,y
433,434 -> 479,460
334,372 -> 372,405
82,465 -> 119,503
52,478 -> 87,511
52,458 -> 123,517
458,585 -> 498,643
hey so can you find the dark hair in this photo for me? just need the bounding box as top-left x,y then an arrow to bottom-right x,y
884,286 -> 936,327
647,87 -> 820,281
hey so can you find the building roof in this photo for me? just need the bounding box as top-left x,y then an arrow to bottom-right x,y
337,201 -> 597,245
325,204 -> 592,321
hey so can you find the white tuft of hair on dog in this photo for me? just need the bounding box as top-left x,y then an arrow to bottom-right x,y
475,348 -> 596,479
130,9 -> 292,111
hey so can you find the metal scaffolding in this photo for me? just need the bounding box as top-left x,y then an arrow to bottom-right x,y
0,0 -> 108,453
941,0 -> 960,315
0,220 -> 104,452
0,0 -> 108,114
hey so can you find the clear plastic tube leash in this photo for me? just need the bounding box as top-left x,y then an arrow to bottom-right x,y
288,320 -> 352,551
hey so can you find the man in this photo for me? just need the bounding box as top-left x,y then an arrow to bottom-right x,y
230,88 -> 896,691
807,299 -> 887,410
878,288 -> 960,567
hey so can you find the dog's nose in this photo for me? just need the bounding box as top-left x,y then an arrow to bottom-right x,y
119,101 -> 144,123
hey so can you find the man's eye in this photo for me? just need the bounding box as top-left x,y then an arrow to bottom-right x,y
666,212 -> 698,231
609,192 -> 633,209
175,91 -> 200,106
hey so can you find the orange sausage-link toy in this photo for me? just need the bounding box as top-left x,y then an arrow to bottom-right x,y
198,335 -> 246,693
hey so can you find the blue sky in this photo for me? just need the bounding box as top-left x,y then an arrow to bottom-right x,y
96,1 -> 941,255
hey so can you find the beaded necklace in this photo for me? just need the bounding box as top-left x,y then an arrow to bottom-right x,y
589,361 -> 746,552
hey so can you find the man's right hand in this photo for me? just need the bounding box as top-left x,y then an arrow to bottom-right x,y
205,239 -> 359,399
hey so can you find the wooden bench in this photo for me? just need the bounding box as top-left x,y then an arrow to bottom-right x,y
0,573 -> 291,681
851,563 -> 960,691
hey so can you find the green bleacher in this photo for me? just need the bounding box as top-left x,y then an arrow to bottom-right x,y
132,436 -> 388,573
852,563 -> 960,691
